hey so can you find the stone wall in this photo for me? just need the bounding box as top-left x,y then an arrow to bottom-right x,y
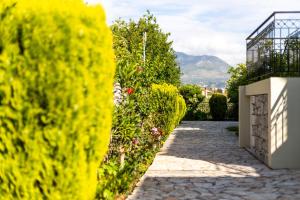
250,94 -> 268,163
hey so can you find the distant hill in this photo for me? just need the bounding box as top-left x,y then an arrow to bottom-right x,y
176,52 -> 230,88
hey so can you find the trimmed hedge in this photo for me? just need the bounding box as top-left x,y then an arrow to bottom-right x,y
209,94 -> 228,121
151,83 -> 186,134
0,1 -> 115,199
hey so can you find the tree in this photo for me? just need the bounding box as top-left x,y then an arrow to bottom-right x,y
111,11 -> 180,87
226,64 -> 248,119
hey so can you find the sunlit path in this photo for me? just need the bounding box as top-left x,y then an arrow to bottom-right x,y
127,121 -> 300,200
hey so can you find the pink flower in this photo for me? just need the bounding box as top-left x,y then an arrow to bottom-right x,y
132,138 -> 139,145
151,127 -> 159,136
151,127 -> 158,132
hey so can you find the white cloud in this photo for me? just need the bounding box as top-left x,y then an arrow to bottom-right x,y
156,13 -> 246,65
87,0 -> 300,65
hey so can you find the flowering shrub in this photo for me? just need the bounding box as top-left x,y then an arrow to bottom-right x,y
97,84 -> 186,199
96,12 -> 185,199
0,1 -> 115,199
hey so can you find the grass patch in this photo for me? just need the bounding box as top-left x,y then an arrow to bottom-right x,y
226,126 -> 239,136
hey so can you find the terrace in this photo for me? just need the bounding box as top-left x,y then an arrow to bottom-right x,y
240,11 -> 300,169
247,11 -> 300,80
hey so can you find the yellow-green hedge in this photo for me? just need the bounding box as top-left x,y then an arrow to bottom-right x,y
151,83 -> 186,134
0,0 -> 115,199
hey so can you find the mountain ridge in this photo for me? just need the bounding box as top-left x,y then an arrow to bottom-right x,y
176,52 -> 230,88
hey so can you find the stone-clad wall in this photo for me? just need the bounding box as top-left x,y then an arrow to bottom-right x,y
250,95 -> 268,163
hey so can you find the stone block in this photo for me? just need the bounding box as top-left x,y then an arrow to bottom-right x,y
251,115 -> 258,125
250,96 -> 256,104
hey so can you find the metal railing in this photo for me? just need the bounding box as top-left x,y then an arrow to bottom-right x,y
246,12 -> 300,81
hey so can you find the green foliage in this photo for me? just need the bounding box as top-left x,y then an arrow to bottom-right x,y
179,84 -> 205,120
0,1 -> 115,199
195,99 -> 212,121
97,97 -> 142,199
151,83 -> 186,134
96,12 -> 184,199
209,94 -> 228,121
111,11 -> 181,87
226,64 -> 248,104
226,64 -> 247,120
97,144 -> 157,200
97,83 -> 186,199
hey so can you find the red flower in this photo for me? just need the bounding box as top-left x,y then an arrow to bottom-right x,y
126,88 -> 134,95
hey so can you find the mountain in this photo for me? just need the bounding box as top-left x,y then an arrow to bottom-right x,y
176,52 -> 230,88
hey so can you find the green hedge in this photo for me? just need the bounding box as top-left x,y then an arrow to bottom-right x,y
151,83 -> 186,134
209,94 -> 228,121
0,1 -> 115,199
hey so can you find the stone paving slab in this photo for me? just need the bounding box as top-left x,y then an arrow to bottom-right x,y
127,121 -> 300,200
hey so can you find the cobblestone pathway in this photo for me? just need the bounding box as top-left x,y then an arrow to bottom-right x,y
127,121 -> 300,200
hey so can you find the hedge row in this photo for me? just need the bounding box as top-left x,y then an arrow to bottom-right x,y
0,1 -> 115,199
97,83 -> 186,199
95,13 -> 186,199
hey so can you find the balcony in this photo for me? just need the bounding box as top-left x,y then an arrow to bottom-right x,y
247,11 -> 300,81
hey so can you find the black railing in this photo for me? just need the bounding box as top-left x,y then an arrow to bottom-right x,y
247,11 -> 300,81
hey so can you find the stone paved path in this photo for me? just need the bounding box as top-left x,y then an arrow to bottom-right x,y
127,121 -> 300,200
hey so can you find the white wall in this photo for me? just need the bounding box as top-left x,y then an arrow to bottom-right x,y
239,77 -> 300,169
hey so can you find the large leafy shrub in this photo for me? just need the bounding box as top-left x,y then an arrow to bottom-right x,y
179,84 -> 205,120
209,94 -> 228,121
0,1 -> 115,199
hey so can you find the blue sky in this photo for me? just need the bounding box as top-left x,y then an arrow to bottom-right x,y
86,0 -> 300,65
